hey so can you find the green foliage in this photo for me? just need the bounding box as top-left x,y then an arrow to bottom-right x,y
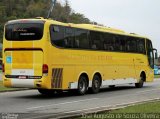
111,101 -> 160,113
0,0 -> 91,43
78,101 -> 160,119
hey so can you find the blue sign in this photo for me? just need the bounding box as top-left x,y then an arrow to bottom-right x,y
6,56 -> 12,63
154,65 -> 159,75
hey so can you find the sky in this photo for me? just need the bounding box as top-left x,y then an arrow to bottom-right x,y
60,0 -> 160,53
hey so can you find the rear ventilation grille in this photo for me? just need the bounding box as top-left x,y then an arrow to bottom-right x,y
52,68 -> 63,88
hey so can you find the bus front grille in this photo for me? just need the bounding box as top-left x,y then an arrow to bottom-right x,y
52,68 -> 63,88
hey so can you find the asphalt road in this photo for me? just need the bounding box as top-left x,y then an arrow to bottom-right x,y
0,79 -> 160,119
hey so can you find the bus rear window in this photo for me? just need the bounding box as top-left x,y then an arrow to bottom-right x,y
5,23 -> 44,41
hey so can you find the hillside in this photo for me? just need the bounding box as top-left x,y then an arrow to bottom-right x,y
0,0 -> 91,43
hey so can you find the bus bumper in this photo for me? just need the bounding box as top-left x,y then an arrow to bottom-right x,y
3,76 -> 51,89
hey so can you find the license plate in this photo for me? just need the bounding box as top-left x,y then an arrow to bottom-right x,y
19,76 -> 27,79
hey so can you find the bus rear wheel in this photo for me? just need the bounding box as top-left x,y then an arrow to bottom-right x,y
78,76 -> 88,95
135,73 -> 144,88
90,75 -> 101,94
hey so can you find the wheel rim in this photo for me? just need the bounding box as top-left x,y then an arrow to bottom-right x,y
79,80 -> 85,92
140,75 -> 143,80
94,79 -> 99,89
140,74 -> 144,84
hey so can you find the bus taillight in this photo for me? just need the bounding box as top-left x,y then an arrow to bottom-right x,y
43,64 -> 48,74
2,63 -> 5,73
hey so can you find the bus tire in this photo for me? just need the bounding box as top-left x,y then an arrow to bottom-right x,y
135,73 -> 144,88
77,75 -> 88,95
90,75 -> 101,94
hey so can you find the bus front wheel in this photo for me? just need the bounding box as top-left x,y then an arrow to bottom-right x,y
78,76 -> 88,95
135,74 -> 144,88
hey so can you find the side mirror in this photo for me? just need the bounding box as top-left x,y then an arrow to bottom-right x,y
153,48 -> 158,59
155,52 -> 158,59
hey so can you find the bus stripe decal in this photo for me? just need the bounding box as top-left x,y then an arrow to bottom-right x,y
52,68 -> 63,88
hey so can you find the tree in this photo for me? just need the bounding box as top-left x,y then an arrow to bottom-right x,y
0,0 -> 91,43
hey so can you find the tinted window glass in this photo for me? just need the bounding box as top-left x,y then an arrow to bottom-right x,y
64,27 -> 74,48
114,37 -> 120,51
50,24 -> 147,55
137,39 -> 145,54
50,25 -> 65,47
75,29 -> 89,49
50,25 -> 90,49
5,23 -> 44,40
147,40 -> 154,68
117,35 -> 126,51
90,31 -> 104,50
126,37 -> 137,52
103,33 -> 115,51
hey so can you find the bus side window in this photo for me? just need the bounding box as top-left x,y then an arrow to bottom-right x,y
74,29 -> 90,49
126,38 -> 137,52
53,26 -> 60,32
90,31 -> 103,50
64,27 -> 74,48
114,36 -> 122,51
119,36 -> 126,51
50,25 -> 65,48
137,39 -> 145,54
91,44 -> 97,49
75,39 -> 80,48
104,33 -> 114,51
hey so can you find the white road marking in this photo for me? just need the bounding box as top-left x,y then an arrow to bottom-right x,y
26,98 -> 100,110
27,88 -> 160,110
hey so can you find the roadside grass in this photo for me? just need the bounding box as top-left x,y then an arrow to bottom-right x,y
110,101 -> 160,113
0,81 -> 20,91
79,101 -> 160,119
154,75 -> 160,78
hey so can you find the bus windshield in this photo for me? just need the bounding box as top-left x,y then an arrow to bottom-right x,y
5,22 -> 44,41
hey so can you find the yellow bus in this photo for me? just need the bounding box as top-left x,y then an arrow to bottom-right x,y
3,18 -> 157,95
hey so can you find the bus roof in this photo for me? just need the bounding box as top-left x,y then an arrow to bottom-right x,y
46,19 -> 148,39
6,18 -> 148,39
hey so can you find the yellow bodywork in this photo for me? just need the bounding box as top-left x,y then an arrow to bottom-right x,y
3,18 -> 154,90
